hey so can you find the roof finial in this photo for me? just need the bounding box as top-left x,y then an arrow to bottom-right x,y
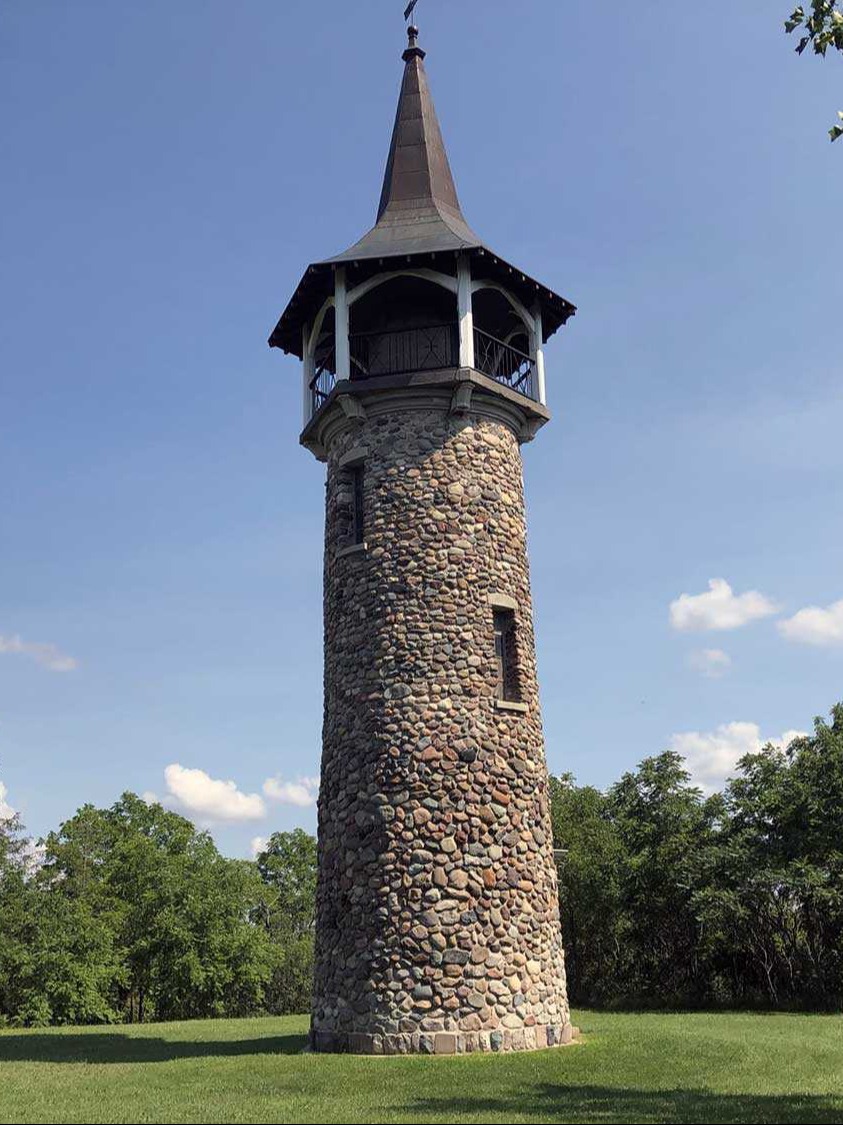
403,23 -> 425,62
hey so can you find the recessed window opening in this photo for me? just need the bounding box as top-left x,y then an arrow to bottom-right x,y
351,464 -> 365,545
493,608 -> 519,702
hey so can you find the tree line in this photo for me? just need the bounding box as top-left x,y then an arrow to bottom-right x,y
0,794 -> 316,1026
553,703 -> 843,1009
1,703 -> 842,1025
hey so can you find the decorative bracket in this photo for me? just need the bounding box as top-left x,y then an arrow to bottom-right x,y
519,417 -> 544,443
449,382 -> 474,416
338,395 -> 367,422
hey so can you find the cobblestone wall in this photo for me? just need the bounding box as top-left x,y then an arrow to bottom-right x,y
311,389 -> 570,1054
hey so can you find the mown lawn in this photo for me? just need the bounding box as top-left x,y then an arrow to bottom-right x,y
1,1010 -> 842,1124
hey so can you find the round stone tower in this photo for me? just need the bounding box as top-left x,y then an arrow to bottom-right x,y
269,25 -> 577,1055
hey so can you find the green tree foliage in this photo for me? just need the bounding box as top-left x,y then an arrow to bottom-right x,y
696,709 -> 843,1006
0,791 -> 288,1026
552,704 -> 843,1009
41,794 -> 276,1023
785,3 -> 843,139
254,830 -> 318,1015
549,775 -> 626,1005
1,796 -> 115,1028
0,796 -> 33,1024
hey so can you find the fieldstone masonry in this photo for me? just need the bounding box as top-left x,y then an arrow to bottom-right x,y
309,384 -> 572,1054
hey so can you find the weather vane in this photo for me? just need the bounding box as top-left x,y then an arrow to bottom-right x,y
403,0 -> 419,23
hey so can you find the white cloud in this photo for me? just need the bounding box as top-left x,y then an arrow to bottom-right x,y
262,776 -> 319,808
777,730 -> 809,752
164,764 -> 266,823
250,836 -> 268,858
669,722 -> 808,792
687,648 -> 732,679
778,598 -> 843,647
669,579 -> 779,633
141,790 -> 160,806
21,839 -> 46,878
0,633 -> 77,672
0,781 -> 15,821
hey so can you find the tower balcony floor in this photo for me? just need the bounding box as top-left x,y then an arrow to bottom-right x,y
300,365 -> 551,462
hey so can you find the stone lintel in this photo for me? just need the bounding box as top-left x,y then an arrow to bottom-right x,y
494,699 -> 529,714
489,592 -> 519,611
335,541 -> 368,561
338,445 -> 369,468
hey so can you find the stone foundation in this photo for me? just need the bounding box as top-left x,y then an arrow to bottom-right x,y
311,1021 -> 574,1055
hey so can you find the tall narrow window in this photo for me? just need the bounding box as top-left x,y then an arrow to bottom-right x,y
493,608 -> 518,701
351,464 -> 365,545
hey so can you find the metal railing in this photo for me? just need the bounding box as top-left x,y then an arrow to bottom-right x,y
350,323 -> 458,379
473,327 -> 537,401
309,344 -> 336,416
307,323 -> 539,421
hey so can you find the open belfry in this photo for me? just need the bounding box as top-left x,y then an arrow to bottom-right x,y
269,22 -> 576,1055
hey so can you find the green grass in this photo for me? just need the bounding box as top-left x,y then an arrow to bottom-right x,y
1,1011 -> 842,1124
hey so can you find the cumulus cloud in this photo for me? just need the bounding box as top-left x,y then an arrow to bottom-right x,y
669,722 -> 808,792
778,598 -> 843,647
164,764 -> 266,823
687,648 -> 732,679
250,836 -> 268,858
669,579 -> 779,633
0,781 -> 15,821
0,634 -> 77,672
262,776 -> 319,808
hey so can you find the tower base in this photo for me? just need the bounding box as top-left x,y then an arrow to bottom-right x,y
310,1021 -> 575,1055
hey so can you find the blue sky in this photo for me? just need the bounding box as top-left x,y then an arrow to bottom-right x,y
1,1 -> 841,857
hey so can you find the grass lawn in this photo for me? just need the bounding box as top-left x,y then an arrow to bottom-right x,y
1,1010 -> 842,1124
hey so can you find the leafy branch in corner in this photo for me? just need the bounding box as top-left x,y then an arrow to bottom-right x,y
785,2 -> 843,139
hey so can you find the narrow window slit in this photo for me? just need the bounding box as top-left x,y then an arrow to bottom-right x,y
351,465 -> 365,545
493,608 -> 519,702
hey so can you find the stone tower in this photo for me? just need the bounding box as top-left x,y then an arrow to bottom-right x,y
269,25 -> 576,1055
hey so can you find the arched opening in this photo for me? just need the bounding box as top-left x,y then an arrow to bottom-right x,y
472,286 -> 536,398
349,275 -> 458,379
472,287 -> 530,348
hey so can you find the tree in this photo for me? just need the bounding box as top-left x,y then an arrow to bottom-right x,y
604,753 -> 720,1005
718,711 -> 843,1005
254,830 -> 317,1014
0,790 -> 31,1023
549,774 -> 626,1004
0,783 -> 119,1026
39,793 -> 274,1023
785,3 -> 843,139
551,755 -> 721,1006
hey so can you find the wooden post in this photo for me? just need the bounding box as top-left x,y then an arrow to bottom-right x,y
302,320 -> 315,427
335,266 -> 350,382
457,254 -> 475,368
532,303 -> 547,406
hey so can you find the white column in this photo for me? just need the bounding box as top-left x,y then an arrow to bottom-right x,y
533,303 -> 547,406
457,253 -> 475,368
302,321 -> 315,427
334,266 -> 350,382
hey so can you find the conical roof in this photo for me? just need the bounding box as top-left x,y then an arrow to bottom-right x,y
269,26 -> 575,357
329,26 -> 483,262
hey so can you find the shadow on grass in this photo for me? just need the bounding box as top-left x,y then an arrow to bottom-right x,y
0,1032 -> 307,1064
410,1085 -> 843,1125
